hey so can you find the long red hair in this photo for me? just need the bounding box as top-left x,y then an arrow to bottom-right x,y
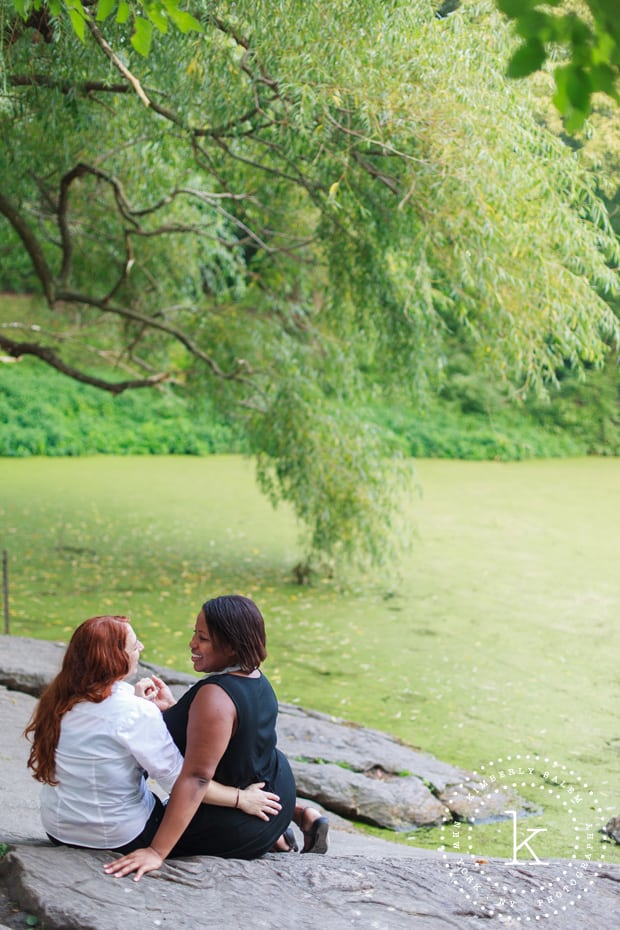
24,615 -> 132,785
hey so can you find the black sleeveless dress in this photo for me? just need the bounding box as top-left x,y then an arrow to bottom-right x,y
162,672 -> 296,858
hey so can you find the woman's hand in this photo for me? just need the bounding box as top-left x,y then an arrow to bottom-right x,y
103,845 -> 163,882
237,782 -> 282,820
134,674 -> 176,711
134,677 -> 157,700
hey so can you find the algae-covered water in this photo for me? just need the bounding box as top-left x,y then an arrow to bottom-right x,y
1,455 -> 619,862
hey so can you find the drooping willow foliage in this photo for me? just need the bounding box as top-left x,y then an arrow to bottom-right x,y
1,0 -> 618,567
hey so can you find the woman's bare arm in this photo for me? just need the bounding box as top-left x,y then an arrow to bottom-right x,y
134,677 -> 280,819
205,780 -> 281,819
104,684 -> 237,881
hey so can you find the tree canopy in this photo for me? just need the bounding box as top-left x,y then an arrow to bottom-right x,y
1,0 -> 619,569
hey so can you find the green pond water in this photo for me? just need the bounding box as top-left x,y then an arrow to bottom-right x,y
1,455 -> 619,863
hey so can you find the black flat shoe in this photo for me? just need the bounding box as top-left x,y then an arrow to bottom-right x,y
301,813 -> 329,854
271,825 -> 298,852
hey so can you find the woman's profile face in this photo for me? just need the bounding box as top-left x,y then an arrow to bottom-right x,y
189,611 -> 236,674
124,625 -> 144,679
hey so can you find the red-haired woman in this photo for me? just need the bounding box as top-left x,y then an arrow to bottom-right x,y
25,615 -> 281,853
104,595 -> 329,880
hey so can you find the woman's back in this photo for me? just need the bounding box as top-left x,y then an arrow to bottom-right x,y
163,672 -> 296,859
41,681 -> 182,849
164,673 -> 279,786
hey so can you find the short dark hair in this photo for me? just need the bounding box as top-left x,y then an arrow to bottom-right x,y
202,595 -> 267,672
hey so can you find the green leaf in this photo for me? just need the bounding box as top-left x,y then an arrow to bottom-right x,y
13,0 -> 27,17
589,63 -> 619,99
564,106 -> 588,133
506,39 -> 546,79
131,17 -> 154,57
568,16 -> 593,49
116,0 -> 130,24
552,64 -> 570,114
96,0 -> 116,23
166,7 -> 202,34
591,29 -> 617,67
565,65 -> 591,111
67,5 -> 86,41
552,64 -> 592,131
515,11 -> 556,43
145,3 -> 169,33
496,0 -> 535,17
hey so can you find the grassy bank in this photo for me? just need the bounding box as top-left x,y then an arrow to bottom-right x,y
1,454 -> 619,862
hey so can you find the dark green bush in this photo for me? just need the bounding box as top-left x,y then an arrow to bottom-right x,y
368,401 -> 585,461
0,360 -> 246,457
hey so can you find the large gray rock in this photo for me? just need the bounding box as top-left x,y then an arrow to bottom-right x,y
1,636 -> 619,930
276,704 -> 532,829
2,845 -> 619,930
290,760 -> 446,829
275,702 -> 464,787
0,687 -> 46,845
0,635 -> 65,697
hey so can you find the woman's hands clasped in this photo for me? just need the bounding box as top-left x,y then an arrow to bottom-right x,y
134,673 -> 176,711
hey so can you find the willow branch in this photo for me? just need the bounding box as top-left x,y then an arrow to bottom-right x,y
57,163 -> 139,293
210,16 -> 278,91
0,334 -> 169,394
350,150 -> 401,195
55,288 -> 257,385
85,20 -> 152,107
0,191 -> 55,304
9,74 -> 130,94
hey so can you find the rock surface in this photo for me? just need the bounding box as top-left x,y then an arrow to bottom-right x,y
605,816 -> 620,845
1,634 -> 619,929
2,842 -> 620,930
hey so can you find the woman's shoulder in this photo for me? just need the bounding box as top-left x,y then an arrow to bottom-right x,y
203,671 -> 276,707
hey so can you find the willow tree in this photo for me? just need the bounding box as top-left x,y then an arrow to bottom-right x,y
1,0 -> 619,568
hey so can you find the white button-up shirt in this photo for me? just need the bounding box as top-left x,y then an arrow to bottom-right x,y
40,680 -> 183,849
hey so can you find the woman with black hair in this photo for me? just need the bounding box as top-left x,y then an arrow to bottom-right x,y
105,595 -> 328,880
